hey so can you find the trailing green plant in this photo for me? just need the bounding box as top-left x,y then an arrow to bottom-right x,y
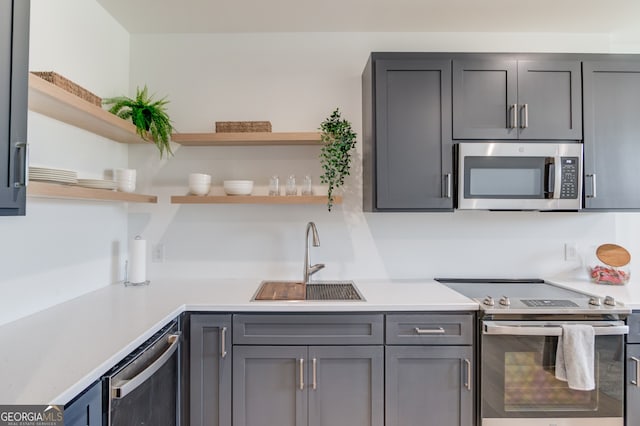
319,108 -> 357,211
103,86 -> 174,158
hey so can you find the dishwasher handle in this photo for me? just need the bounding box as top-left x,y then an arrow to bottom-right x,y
483,321 -> 628,337
112,333 -> 180,399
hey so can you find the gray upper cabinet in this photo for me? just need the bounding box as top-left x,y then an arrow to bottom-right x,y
363,54 -> 453,211
0,0 -> 29,216
452,57 -> 582,141
452,59 -> 518,140
582,60 -> 640,209
190,314 -> 232,426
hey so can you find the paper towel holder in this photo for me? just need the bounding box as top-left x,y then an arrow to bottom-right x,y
124,235 -> 151,287
124,259 -> 150,286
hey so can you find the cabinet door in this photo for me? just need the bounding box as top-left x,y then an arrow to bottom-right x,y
233,346 -> 307,426
308,346 -> 383,426
628,344 -> 640,424
374,59 -> 453,210
385,346 -> 474,426
453,59 -> 518,140
64,381 -> 102,426
517,60 -> 582,140
0,0 -> 28,216
583,61 -> 640,209
190,314 -> 232,426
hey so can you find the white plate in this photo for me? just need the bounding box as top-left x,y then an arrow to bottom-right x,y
76,179 -> 117,190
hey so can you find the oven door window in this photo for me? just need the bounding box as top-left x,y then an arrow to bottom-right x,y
482,334 -> 623,419
464,156 -> 549,199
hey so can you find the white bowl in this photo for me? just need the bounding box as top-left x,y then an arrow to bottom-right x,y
189,183 -> 211,196
189,173 -> 211,184
223,180 -> 253,195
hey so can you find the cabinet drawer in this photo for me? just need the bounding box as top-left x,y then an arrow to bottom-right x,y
386,313 -> 474,345
628,313 -> 640,343
233,314 -> 384,345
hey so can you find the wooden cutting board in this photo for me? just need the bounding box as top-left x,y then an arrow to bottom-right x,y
596,243 -> 631,267
255,281 -> 306,300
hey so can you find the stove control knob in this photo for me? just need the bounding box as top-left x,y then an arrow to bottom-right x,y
589,296 -> 602,306
483,296 -> 495,306
499,296 -> 511,307
604,296 -> 616,306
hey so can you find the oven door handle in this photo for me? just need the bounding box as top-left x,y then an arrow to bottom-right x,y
111,333 -> 180,399
483,321 -> 628,336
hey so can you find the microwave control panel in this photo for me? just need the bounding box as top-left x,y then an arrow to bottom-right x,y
560,157 -> 579,199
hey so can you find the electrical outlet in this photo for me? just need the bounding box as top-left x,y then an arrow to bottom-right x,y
152,243 -> 165,263
564,243 -> 578,261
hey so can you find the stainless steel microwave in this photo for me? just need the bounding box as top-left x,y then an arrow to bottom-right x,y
457,142 -> 583,211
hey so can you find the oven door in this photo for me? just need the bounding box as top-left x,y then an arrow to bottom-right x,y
480,320 -> 627,426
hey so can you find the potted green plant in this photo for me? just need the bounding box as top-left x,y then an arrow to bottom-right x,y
319,108 -> 357,211
103,86 -> 174,158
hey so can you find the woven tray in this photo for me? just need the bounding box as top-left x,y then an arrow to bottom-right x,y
31,71 -> 102,107
215,121 -> 272,133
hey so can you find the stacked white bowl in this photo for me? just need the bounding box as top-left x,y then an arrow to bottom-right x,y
223,180 -> 253,195
114,169 -> 136,193
189,173 -> 212,195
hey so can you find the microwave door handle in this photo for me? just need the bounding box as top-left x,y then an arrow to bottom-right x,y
544,162 -> 556,198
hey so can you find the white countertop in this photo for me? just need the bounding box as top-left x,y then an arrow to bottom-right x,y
0,278 -> 476,405
547,272 -> 640,309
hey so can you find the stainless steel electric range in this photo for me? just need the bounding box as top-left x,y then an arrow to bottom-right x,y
437,278 -> 630,426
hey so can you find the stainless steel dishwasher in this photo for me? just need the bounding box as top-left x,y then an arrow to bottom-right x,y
103,321 -> 180,426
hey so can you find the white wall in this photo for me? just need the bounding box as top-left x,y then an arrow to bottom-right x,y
0,0 -> 130,326
127,32 -> 640,284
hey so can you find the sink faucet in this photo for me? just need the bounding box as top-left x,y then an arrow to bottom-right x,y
304,221 -> 325,284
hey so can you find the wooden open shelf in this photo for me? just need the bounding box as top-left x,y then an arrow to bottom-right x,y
171,132 -> 322,146
27,181 -> 158,203
171,194 -> 341,205
28,74 -> 151,145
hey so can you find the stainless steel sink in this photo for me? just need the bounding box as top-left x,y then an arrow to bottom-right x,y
252,280 -> 364,301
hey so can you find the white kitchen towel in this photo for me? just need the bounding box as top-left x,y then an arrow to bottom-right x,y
555,324 -> 595,391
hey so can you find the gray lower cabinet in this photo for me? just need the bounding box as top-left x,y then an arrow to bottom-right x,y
385,346 -> 474,426
233,345 -> 384,426
452,57 -> 582,141
385,313 -> 475,426
627,344 -> 640,425
583,60 -> 640,209
190,314 -> 232,426
63,380 -> 102,426
362,54 -> 453,211
627,312 -> 640,425
0,0 -> 29,216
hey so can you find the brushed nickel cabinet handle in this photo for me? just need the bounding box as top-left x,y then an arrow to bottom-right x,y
632,357 -> 640,387
510,104 -> 518,129
464,359 -> 472,391
13,142 -> 28,188
415,327 -> 446,335
444,174 -> 452,199
521,104 -> 529,129
220,327 -> 227,358
586,174 -> 597,199
299,358 -> 304,390
312,358 -> 317,390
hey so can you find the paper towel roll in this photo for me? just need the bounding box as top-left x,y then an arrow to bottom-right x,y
129,236 -> 147,284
